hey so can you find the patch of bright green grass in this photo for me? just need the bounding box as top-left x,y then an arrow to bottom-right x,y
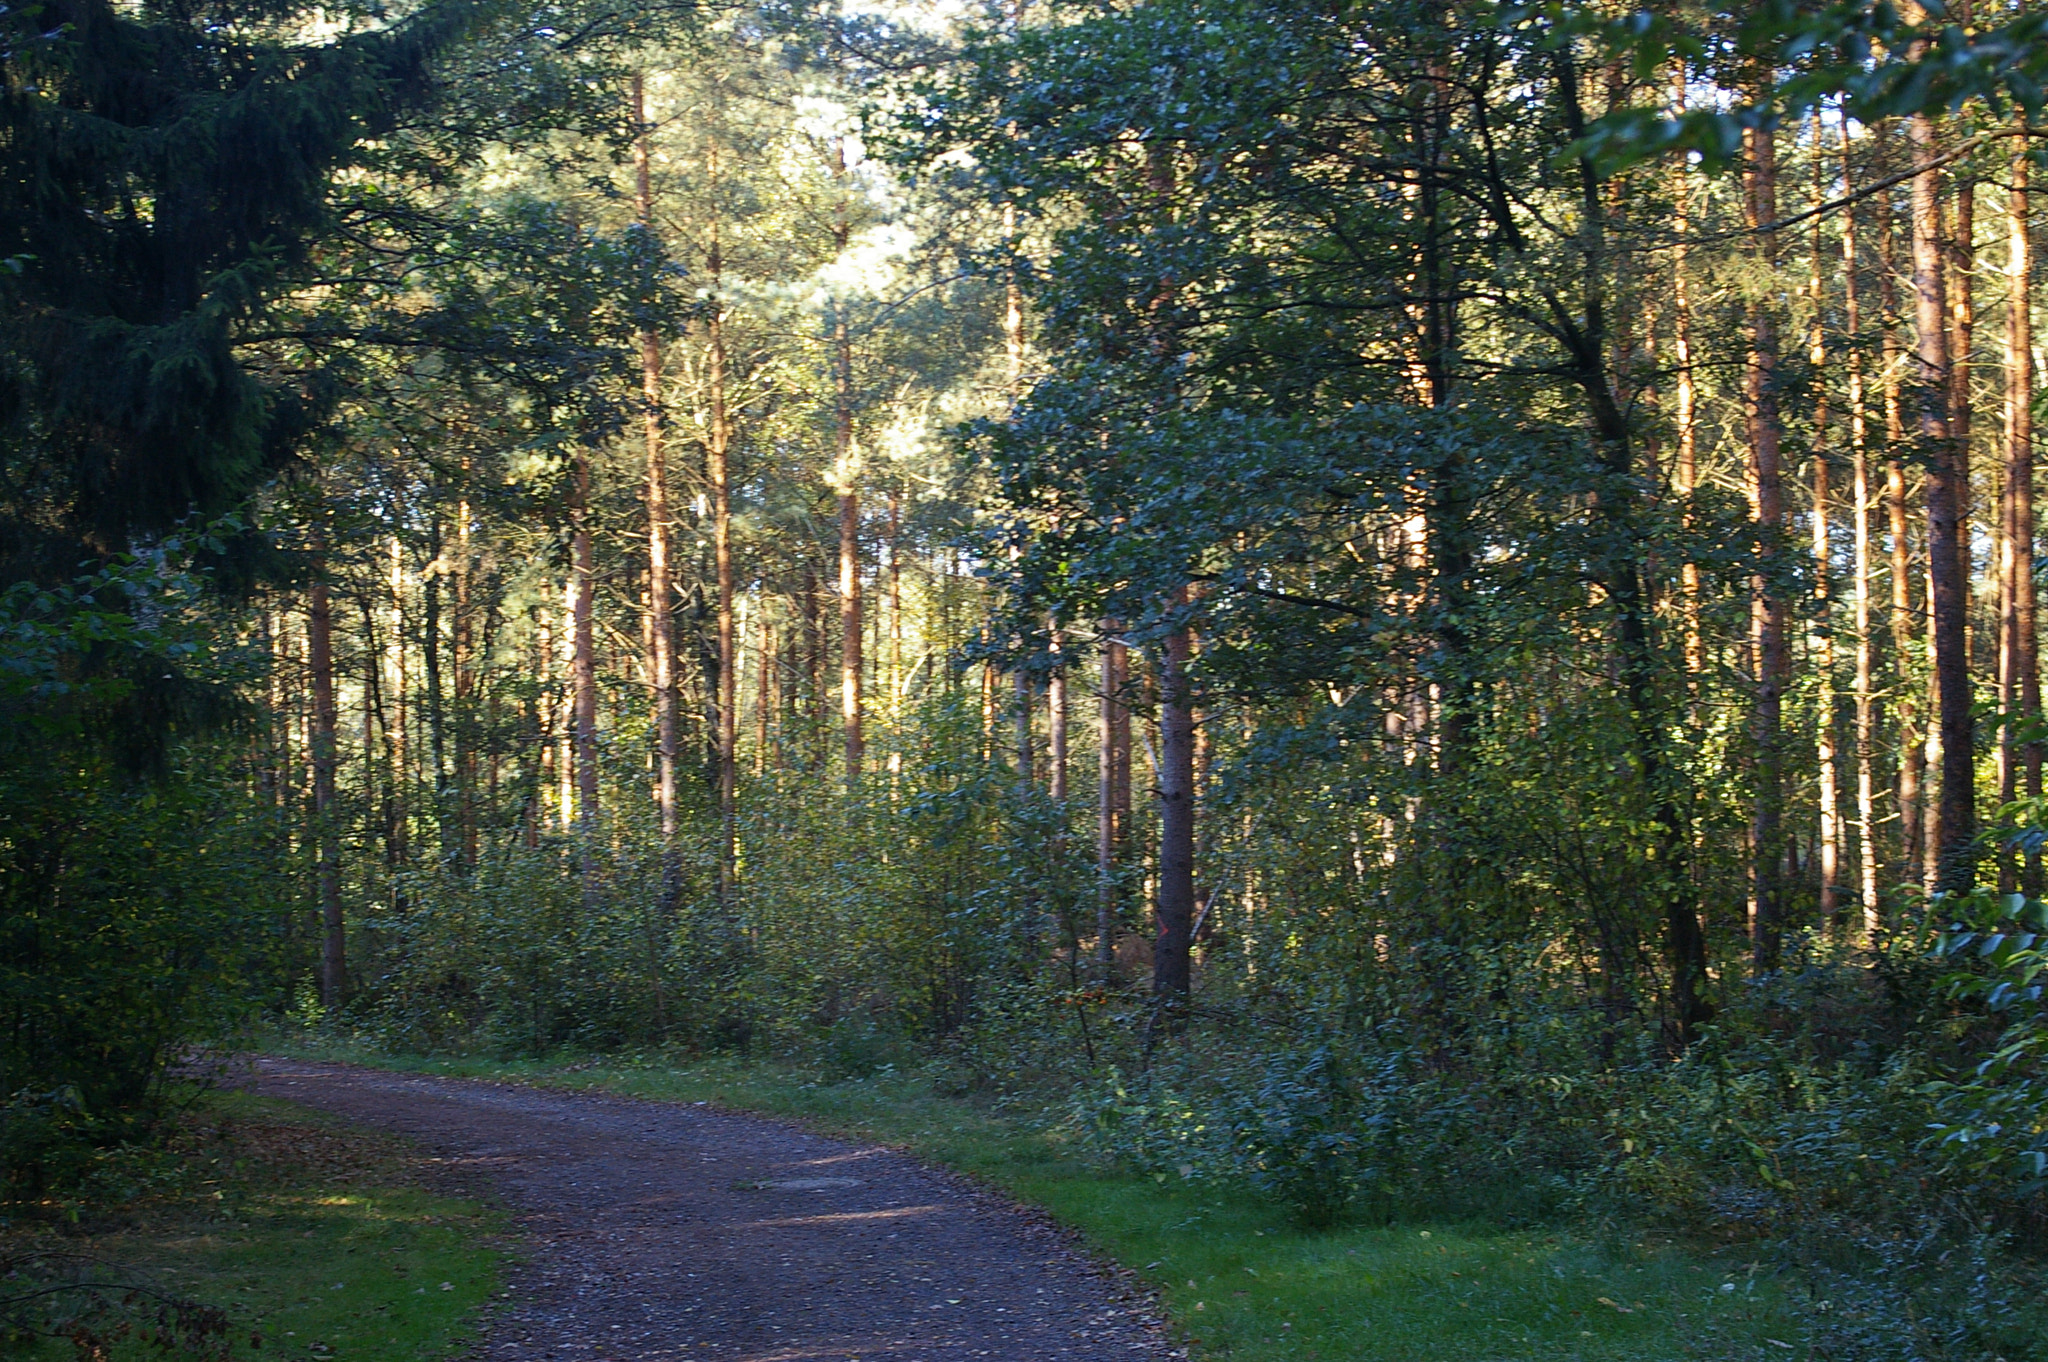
8,1089 -> 505,1362
270,1043 -> 1809,1360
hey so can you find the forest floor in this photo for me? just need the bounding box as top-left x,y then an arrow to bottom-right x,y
1,1085 -> 504,1362
251,1049 -> 1816,1362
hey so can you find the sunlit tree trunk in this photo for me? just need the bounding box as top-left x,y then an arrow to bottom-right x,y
706,133 -> 737,893
1742,119 -> 1789,971
1912,108 -> 1974,891
1950,172 -> 1977,669
571,451 -> 599,842
1048,623 -> 1068,801
888,492 -> 904,782
1881,188 -> 1924,877
454,485 -> 476,868
309,537 -> 344,1009
633,75 -> 679,867
1842,132 -> 1882,934
1670,87 -> 1704,689
754,606 -> 772,776
1809,132 -> 1839,924
388,538 -> 409,875
423,515 -> 448,857
2002,143 -> 2039,888
834,138 -> 864,785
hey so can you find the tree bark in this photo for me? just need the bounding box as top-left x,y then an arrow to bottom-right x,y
1912,109 -> 1975,891
1810,133 -> 1839,924
454,486 -> 476,869
309,545 -> 344,1010
1671,99 -> 1704,688
1048,623 -> 1068,801
1154,610 -> 1195,1010
1951,173 -> 1977,631
2003,142 -> 2039,886
387,537 -> 409,874
1881,184 -> 1925,878
1743,120 -> 1789,971
570,451 -> 599,842
834,138 -> 863,785
1842,129 -> 1882,934
1096,628 -> 1128,983
706,132 -> 737,893
633,75 -> 680,864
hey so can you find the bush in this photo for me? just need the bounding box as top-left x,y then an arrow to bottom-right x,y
1228,1047 -> 1381,1227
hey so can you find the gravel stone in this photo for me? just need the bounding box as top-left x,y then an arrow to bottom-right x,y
245,1058 -> 1182,1362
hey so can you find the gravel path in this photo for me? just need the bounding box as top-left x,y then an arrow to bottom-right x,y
244,1059 -> 1179,1362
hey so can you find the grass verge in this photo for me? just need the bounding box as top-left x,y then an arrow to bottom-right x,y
2,1088 -> 506,1362
266,1041 -> 1813,1361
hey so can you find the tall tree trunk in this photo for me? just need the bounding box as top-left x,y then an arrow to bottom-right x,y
1810,135 -> 1839,924
706,134 -> 737,894
309,544 -> 344,1010
1912,109 -> 1975,890
633,75 -> 680,864
1882,187 -> 1925,877
388,537 -> 409,874
834,137 -> 863,784
556,577 -> 574,832
755,607 -> 772,775
1843,130 -> 1882,934
1048,623 -> 1068,801
423,516 -> 448,857
1951,173 -> 1977,637
2003,142 -> 2040,886
1155,607 -> 1195,1010
1096,628 -> 1128,983
1743,120 -> 1789,971
571,451 -> 599,841
454,488 -> 476,869
887,492 -> 903,782
1671,97 -> 1704,688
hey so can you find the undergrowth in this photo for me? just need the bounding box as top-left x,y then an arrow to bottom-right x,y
1,1089 -> 505,1362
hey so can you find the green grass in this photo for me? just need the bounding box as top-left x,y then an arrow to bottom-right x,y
268,1042 -> 1814,1361
6,1089 -> 506,1362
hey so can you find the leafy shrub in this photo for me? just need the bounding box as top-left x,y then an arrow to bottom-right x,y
1927,889 -> 2048,1189
1227,1047 -> 1380,1227
1072,1071 -> 1234,1184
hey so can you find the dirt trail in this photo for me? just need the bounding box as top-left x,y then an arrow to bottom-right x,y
244,1059 -> 1178,1362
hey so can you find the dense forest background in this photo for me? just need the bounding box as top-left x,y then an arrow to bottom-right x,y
10,0 -> 2048,1354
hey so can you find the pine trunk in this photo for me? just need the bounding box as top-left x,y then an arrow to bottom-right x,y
1843,141 -> 1882,933
1155,614 -> 1195,1010
1912,110 -> 1975,890
309,554 -> 344,1009
1743,121 -> 1789,971
633,75 -> 679,859
1810,137 -> 1839,923
706,135 -> 737,893
571,452 -> 599,841
2004,145 -> 2040,885
1881,189 -> 1925,877
1097,629 -> 1128,983
835,138 -> 863,784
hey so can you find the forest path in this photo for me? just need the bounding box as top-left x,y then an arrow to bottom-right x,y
243,1059 -> 1177,1362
